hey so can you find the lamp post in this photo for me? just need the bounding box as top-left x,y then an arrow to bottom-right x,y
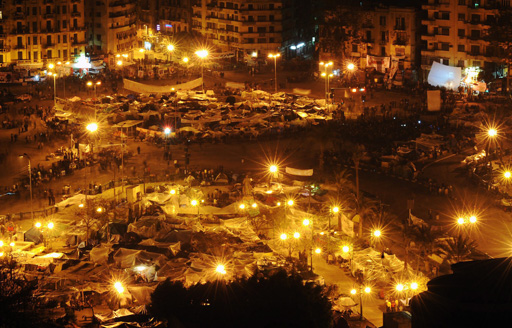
268,53 -> 280,93
167,44 -> 175,62
20,153 -> 33,222
351,285 -> 371,321
195,49 -> 208,92
342,244 -> 353,272
319,61 -> 333,103
48,71 -> 57,108
487,128 -> 497,189
87,81 -> 102,120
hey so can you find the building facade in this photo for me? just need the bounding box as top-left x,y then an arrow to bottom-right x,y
158,0 -> 192,34
421,0 -> 506,79
85,0 -> 137,58
191,0 -> 283,60
0,0 -> 87,68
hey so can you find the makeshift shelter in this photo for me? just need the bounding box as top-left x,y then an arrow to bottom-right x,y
24,227 -> 43,244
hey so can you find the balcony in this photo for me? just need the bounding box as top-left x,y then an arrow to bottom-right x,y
394,25 -> 406,31
72,40 -> 87,45
43,0 -> 53,3
43,43 -> 55,48
393,39 -> 408,45
362,38 -> 375,44
0,47 -> 9,52
11,28 -> 28,34
14,12 -> 25,19
14,44 -> 26,49
71,0 -> 80,3
71,11 -> 81,17
44,13 -> 54,18
362,22 -> 374,28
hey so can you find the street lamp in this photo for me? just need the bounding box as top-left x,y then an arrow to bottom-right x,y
268,53 -> 281,93
19,153 -> 33,222
215,264 -> 227,275
331,206 -> 340,232
167,44 -> 175,62
191,199 -> 200,214
48,72 -> 57,108
342,244 -> 353,271
319,61 -> 333,103
86,123 -> 98,133
195,49 -> 208,92
351,286 -> 371,320
114,281 -> 124,294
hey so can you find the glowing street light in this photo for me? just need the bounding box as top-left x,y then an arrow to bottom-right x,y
469,215 -> 477,224
96,207 -> 103,213
191,199 -> 198,206
319,61 -> 333,102
251,203 -> 257,208
396,283 -> 404,292
347,62 -> 356,71
315,247 -> 321,254
170,189 -> 176,195
488,128 -> 497,137
116,60 -> 123,66
373,230 -> 381,238
505,171 -> 511,179
293,232 -> 300,239
48,63 -> 55,69
269,165 -> 278,174
47,222 -> 54,229
167,44 -> 175,62
280,233 -> 288,240
303,219 -> 310,226
195,49 -> 208,92
216,264 -> 226,275
342,245 -> 350,253
332,206 -> 340,213
182,57 -> 189,63
410,282 -> 418,290
457,217 -> 465,225
239,204 -> 246,210
268,53 -> 281,93
350,288 -> 357,295
0,240 -> 4,247
114,281 -> 124,294
86,122 -> 98,133
287,199 -> 294,207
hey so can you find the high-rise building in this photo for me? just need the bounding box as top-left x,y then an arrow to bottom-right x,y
421,0 -> 506,79
85,0 -> 137,59
158,0 -> 192,34
191,0 -> 283,60
0,0 -> 87,68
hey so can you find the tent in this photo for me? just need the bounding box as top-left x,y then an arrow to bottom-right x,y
24,227 -> 43,244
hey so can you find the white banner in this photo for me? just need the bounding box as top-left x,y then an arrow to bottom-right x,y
285,167 -> 314,176
293,88 -> 311,96
427,61 -> 461,90
366,55 -> 390,73
123,78 -> 203,94
225,82 -> 245,89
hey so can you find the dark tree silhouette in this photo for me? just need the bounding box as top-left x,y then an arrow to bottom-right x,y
149,270 -> 332,328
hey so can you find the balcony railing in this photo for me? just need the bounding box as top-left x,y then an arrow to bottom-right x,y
71,11 -> 81,17
14,44 -> 26,49
44,13 -> 54,18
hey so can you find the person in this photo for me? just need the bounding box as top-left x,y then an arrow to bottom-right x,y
137,146 -> 141,155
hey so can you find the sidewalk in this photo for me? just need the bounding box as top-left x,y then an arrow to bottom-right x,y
313,256 -> 383,328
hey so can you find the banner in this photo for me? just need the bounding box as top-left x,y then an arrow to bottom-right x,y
225,82 -> 245,89
389,56 -> 400,79
123,78 -> 203,94
427,90 -> 441,112
285,167 -> 314,176
293,88 -> 311,96
366,55 -> 390,73
427,61 -> 461,90
341,214 -> 354,237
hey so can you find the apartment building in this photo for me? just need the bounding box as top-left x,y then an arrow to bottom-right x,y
319,4 -> 419,76
86,0 -> 137,57
191,0 -> 283,60
0,0 -> 86,67
421,0 -> 506,78
158,0 -> 192,34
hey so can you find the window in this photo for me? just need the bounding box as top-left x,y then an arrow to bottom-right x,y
257,38 -> 265,43
73,19 -> 77,28
63,35 -> 67,43
257,27 -> 266,33
47,49 -> 52,59
269,37 -> 274,42
58,50 -> 60,57
441,43 -> 450,51
63,20 -> 67,28
46,20 -> 51,31
366,30 -> 372,41
17,36 -> 22,47
381,31 -> 386,41
63,49 -> 67,58
269,3 -> 274,9
457,60 -> 465,67
458,13 -> 465,21
33,36 -> 37,45
45,5 -> 50,14
381,46 -> 386,56
247,38 -> 254,43
18,51 -> 22,60
257,15 -> 265,21
458,29 -> 465,37
440,27 -> 449,35
33,51 -> 37,60
269,26 -> 274,32
72,4 -> 77,12
0,55 -> 3,63
471,45 -> 480,55
62,6 -> 67,14
248,16 -> 253,21
269,15 -> 274,21
74,48 -> 77,55
352,44 -> 358,52
248,4 -> 253,9
458,44 -> 465,52
458,0 -> 465,4
440,12 -> 450,20
96,34 -> 101,41
27,37 -> 30,45
471,14 -> 480,22
58,35 -> 60,43
473,60 -> 481,67
380,16 -> 386,26
32,7 -> 37,15
471,30 -> 480,38
248,27 -> 253,32
32,22 -> 37,32
395,17 -> 405,29
47,35 -> 51,44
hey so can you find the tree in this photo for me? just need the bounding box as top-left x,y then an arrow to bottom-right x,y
149,270 -> 332,328
440,235 -> 477,264
411,225 -> 444,272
